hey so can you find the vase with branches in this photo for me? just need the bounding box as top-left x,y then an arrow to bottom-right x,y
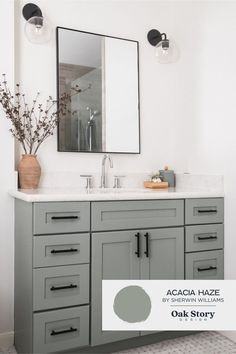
0,74 -> 86,189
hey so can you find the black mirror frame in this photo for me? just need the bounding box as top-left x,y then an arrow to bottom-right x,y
56,26 -> 141,155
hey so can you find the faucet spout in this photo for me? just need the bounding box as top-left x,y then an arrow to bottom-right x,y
100,154 -> 113,188
107,154 -> 113,168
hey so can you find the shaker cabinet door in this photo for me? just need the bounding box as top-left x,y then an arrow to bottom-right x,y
91,230 -> 140,346
140,227 -> 184,336
141,227 -> 184,280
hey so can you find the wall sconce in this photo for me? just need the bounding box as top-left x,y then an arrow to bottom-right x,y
147,29 -> 179,64
22,3 -> 52,44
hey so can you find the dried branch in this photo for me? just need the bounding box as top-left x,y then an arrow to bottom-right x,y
0,75 -> 90,154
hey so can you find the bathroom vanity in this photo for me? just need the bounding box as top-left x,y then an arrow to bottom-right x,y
11,189 -> 224,353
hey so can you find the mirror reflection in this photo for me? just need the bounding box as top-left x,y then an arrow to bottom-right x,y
57,27 -> 140,153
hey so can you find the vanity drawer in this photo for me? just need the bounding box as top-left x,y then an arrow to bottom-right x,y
185,250 -> 224,279
33,306 -> 89,353
91,200 -> 184,231
33,233 -> 90,268
185,198 -> 224,225
33,265 -> 89,311
185,224 -> 224,252
33,202 -> 90,235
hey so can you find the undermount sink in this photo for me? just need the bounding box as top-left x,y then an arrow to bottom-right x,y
88,188 -> 153,194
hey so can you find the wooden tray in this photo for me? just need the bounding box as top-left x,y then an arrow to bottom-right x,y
144,181 -> 169,189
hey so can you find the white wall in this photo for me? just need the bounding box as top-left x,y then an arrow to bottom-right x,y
0,0 -> 15,347
185,1 -> 236,342
17,0 -> 197,175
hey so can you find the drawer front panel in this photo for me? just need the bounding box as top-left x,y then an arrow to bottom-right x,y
92,200 -> 184,231
185,224 -> 224,252
185,250 -> 224,279
185,198 -> 224,225
33,202 -> 90,235
33,265 -> 89,311
33,233 -> 90,267
33,306 -> 89,353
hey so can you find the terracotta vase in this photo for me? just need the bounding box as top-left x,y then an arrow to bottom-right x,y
18,154 -> 41,189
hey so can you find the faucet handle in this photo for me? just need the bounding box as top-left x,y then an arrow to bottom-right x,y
80,174 -> 93,190
113,175 -> 126,189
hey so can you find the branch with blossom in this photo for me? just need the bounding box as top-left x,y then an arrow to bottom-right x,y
0,74 -> 91,154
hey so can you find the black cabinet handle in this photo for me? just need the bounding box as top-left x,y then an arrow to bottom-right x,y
135,233 -> 140,258
51,216 -> 78,220
50,284 -> 77,291
51,248 -> 78,254
197,209 -> 217,214
50,327 -> 77,336
144,232 -> 149,258
197,235 -> 217,241
197,266 -> 217,272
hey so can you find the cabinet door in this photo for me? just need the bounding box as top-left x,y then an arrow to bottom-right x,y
140,227 -> 184,336
141,228 -> 184,280
91,230 -> 140,346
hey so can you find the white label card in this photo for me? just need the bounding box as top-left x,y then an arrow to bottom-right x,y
102,280 -> 236,331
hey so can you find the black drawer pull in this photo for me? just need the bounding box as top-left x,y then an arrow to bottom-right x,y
50,284 -> 78,291
197,266 -> 217,272
197,236 -> 217,241
197,209 -> 217,214
144,232 -> 149,258
50,327 -> 77,336
135,233 -> 140,258
51,248 -> 78,254
51,216 -> 78,220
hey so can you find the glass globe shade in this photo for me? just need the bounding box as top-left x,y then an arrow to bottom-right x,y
24,16 -> 52,44
155,38 -> 180,64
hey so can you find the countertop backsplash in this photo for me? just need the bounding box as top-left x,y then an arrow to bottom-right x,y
176,173 -> 224,193
13,171 -> 224,194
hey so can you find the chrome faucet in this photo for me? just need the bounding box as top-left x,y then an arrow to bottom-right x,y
100,154 -> 113,188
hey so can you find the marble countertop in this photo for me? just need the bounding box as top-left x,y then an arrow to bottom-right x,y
9,187 -> 224,202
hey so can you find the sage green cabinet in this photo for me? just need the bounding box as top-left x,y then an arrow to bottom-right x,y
185,199 -> 224,280
91,230 -> 140,346
91,227 -> 184,346
14,197 -> 224,353
14,200 -> 91,354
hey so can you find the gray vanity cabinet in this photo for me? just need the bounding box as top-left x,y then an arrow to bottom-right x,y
14,197 -> 224,353
91,231 -> 140,346
185,198 -> 224,280
14,200 -> 91,354
91,227 -> 184,346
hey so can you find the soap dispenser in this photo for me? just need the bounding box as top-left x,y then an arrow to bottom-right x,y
159,166 -> 175,187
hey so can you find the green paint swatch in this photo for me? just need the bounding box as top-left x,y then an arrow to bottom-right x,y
113,285 -> 151,323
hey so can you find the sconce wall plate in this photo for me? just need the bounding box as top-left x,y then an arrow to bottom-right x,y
22,3 -> 42,21
147,29 -> 164,47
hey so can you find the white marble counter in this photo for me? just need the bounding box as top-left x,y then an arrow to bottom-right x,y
9,187 -> 224,202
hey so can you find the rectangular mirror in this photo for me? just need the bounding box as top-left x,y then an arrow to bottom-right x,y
56,27 -> 140,153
